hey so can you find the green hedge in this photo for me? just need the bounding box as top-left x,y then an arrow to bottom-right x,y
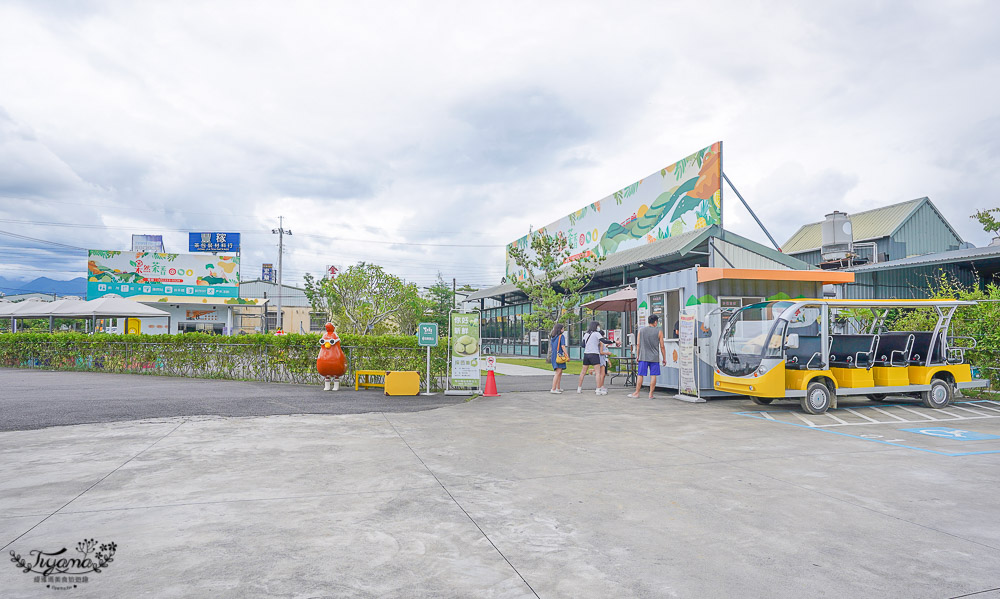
0,332 -> 450,390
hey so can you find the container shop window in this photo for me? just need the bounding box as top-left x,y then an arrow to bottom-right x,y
649,290 -> 681,339
719,297 -> 765,320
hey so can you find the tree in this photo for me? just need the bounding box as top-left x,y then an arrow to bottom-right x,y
424,274 -> 455,331
303,262 -> 422,335
506,230 -> 604,335
972,208 -> 1000,236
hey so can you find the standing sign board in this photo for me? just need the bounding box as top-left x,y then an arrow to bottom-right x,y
418,323 -> 439,347
677,312 -> 699,398
417,322 -> 439,395
189,232 -> 240,253
446,311 -> 481,394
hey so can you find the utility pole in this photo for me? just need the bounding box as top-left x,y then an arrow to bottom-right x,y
452,277 -> 457,309
271,216 -> 292,331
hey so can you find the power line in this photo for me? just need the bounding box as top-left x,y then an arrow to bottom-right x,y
0,229 -> 87,251
0,218 -> 507,247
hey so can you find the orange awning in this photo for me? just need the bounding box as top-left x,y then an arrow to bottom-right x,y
696,268 -> 855,285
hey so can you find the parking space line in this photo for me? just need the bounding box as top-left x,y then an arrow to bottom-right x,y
734,401 -> 1000,456
949,405 -> 994,417
870,406 -> 908,421
792,412 -> 817,427
824,412 -> 850,425
845,408 -> 880,423
934,409 -> 966,419
897,406 -> 938,421
970,402 -> 1000,414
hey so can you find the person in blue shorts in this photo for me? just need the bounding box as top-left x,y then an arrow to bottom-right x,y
629,314 -> 666,398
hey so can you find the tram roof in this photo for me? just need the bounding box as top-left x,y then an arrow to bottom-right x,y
768,298 -> 976,308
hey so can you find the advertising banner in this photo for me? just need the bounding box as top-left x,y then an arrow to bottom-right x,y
189,232 -> 240,253
506,142 -> 722,279
678,312 -> 698,396
449,311 -> 481,390
261,263 -> 274,282
131,234 -> 165,252
87,250 -> 240,299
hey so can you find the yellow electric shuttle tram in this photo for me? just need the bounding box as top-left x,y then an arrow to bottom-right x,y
713,299 -> 988,414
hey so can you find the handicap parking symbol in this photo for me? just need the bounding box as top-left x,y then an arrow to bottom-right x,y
900,427 -> 1000,441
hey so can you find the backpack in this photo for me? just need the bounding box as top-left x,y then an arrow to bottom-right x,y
581,331 -> 589,349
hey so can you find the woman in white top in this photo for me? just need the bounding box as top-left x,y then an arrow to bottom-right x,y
577,321 -> 608,395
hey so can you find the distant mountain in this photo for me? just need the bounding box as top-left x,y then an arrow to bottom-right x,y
0,276 -> 87,297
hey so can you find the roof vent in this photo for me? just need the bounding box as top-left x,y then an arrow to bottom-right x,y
821,211 -> 853,261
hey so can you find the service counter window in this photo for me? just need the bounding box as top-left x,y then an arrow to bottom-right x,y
648,290 -> 681,339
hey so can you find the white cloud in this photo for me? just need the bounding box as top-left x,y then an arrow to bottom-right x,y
0,0 -> 998,290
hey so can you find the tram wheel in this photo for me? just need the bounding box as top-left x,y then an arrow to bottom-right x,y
921,379 -> 953,409
866,394 -> 887,402
751,397 -> 774,405
802,382 -> 832,414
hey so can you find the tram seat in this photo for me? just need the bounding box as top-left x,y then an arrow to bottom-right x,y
872,332 -> 914,367
907,332 -> 944,365
829,334 -> 879,368
786,336 -> 823,370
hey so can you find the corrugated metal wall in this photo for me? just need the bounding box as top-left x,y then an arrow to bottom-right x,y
891,202 -> 963,257
712,238 -> 793,269
787,249 -> 822,267
839,264 -> 975,299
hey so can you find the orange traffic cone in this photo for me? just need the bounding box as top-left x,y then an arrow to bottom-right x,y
483,369 -> 500,396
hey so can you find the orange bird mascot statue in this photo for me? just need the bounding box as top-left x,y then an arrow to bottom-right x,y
317,322 -> 347,391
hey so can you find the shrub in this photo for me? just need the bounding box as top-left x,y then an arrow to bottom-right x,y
0,332 -> 450,390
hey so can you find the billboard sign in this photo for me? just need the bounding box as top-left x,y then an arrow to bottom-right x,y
87,250 -> 240,299
506,142 -> 722,279
131,234 -> 165,253
261,263 -> 274,282
189,232 -> 240,253
449,312 -> 481,389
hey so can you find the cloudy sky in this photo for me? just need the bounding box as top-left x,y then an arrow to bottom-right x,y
1,0 -> 998,293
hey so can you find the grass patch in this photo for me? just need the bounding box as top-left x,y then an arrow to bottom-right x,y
496,357 -> 585,375
960,389 -> 1000,402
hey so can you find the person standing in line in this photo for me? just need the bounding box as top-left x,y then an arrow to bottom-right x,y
595,325 -> 617,395
549,323 -> 568,393
577,321 -> 603,393
629,314 -> 667,399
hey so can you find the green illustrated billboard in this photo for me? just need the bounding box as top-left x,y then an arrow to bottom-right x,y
449,312 -> 481,389
87,250 -> 240,300
506,142 -> 722,280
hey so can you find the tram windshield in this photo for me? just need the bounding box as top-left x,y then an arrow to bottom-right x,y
717,301 -> 792,376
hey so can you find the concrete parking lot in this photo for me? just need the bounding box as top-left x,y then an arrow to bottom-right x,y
2,370 -> 1000,598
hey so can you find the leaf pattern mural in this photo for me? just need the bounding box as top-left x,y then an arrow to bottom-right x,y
507,142 -> 722,277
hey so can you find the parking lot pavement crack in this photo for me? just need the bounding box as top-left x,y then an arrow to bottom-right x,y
1,418 -> 189,552
726,460 -> 1000,553
949,586 -> 1000,599
381,413 -> 541,599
